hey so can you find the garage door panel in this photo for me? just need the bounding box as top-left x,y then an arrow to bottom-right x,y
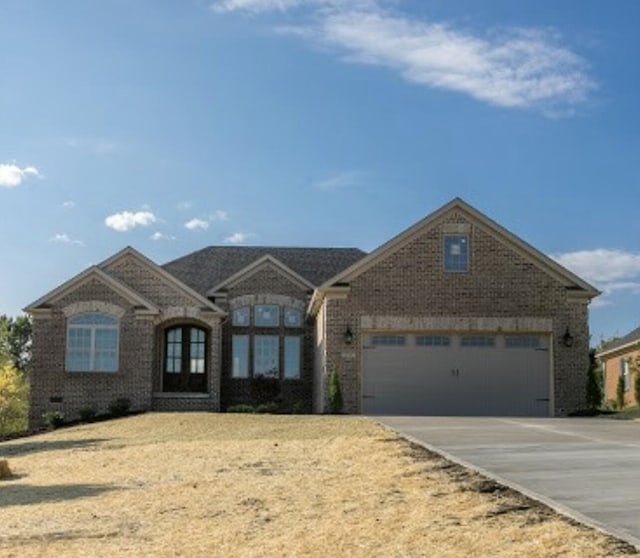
362,333 -> 550,417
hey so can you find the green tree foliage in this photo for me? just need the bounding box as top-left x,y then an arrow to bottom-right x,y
586,349 -> 603,409
0,314 -> 32,372
328,365 -> 343,414
0,363 -> 29,434
633,356 -> 640,408
616,374 -> 626,410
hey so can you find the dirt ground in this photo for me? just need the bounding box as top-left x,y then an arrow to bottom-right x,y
0,413 -> 638,558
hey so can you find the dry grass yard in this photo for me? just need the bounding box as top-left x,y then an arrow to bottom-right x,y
0,413 -> 638,558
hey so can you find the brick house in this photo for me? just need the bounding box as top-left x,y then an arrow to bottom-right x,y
25,198 -> 599,426
596,326 -> 640,408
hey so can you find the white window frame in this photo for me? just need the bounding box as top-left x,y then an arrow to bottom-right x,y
66,313 -> 119,372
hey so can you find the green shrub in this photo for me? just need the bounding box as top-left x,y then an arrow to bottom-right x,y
328,365 -> 343,414
606,398 -> 618,411
109,397 -> 131,417
616,375 -> 626,410
43,411 -> 64,429
255,402 -> 279,414
226,404 -> 255,413
78,407 -> 97,422
291,401 -> 306,415
0,363 -> 28,434
586,349 -> 602,410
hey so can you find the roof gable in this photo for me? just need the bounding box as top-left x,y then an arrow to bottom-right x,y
597,325 -> 640,358
319,198 -> 600,297
162,246 -> 367,295
99,246 -> 225,315
207,255 -> 315,295
24,266 -> 159,314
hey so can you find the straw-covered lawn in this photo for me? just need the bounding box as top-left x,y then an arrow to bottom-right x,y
0,414 -> 637,558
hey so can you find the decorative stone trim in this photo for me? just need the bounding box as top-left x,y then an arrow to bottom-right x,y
229,294 -> 306,311
359,316 -> 553,333
62,300 -> 126,318
155,306 -> 222,326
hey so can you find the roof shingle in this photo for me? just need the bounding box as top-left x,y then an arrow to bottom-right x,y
162,246 -> 367,296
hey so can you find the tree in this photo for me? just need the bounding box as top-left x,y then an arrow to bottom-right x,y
632,356 -> 640,408
0,315 -> 32,372
0,363 -> 28,434
586,349 -> 603,410
616,374 -> 626,410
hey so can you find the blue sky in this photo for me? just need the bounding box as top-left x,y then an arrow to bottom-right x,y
1,0 -> 639,344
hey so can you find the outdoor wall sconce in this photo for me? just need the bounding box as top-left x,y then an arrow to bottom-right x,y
562,327 -> 574,348
344,326 -> 354,345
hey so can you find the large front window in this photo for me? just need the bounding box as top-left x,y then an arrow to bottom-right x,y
66,313 -> 119,372
163,325 -> 207,392
230,303 -> 303,380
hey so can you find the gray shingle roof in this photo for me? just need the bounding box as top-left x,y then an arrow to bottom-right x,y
599,325 -> 640,354
162,246 -> 367,296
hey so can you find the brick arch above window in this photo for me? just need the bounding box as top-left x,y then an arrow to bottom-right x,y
62,300 -> 126,318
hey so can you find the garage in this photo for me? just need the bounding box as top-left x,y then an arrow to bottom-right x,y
362,332 -> 551,417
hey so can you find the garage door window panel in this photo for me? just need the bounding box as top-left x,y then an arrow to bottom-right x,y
371,335 -> 406,346
460,336 -> 496,347
416,335 -> 450,347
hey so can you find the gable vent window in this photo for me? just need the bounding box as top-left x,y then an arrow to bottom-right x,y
444,235 -> 469,272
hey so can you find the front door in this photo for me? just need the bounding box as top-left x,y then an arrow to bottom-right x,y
163,325 -> 207,392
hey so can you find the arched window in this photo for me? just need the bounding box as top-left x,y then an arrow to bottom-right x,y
163,325 -> 207,392
66,313 -> 119,372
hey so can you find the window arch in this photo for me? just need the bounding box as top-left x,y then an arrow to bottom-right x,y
66,312 -> 119,372
163,325 -> 207,392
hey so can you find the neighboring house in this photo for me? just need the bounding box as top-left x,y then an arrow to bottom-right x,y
25,198 -> 599,426
596,326 -> 640,408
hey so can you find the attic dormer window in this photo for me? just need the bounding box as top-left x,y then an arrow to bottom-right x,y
444,234 -> 469,272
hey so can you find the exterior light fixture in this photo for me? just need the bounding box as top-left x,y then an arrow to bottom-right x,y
562,327 -> 574,348
344,326 -> 353,345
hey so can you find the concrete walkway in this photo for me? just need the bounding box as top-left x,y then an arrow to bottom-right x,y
377,416 -> 640,549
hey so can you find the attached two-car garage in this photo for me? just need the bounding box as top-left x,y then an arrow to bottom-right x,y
362,332 -> 551,417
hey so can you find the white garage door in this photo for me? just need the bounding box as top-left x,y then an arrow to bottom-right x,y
362,333 -> 550,417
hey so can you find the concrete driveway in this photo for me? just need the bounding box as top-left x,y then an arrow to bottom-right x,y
377,417 -> 640,548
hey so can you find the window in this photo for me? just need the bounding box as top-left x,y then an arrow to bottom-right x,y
254,335 -> 279,377
371,335 -> 406,346
460,335 -> 495,348
66,313 -> 118,372
284,336 -> 301,379
505,336 -> 541,349
255,305 -> 279,327
232,307 -> 250,326
444,235 -> 469,272
230,303 -> 304,380
416,335 -> 450,347
620,359 -> 631,392
163,325 -> 207,392
284,307 -> 303,328
232,335 -> 249,378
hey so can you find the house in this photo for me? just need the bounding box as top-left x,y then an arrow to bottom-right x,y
596,326 -> 640,408
25,198 -> 599,426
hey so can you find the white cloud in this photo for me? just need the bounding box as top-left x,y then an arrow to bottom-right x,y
49,233 -> 85,246
210,209 -> 229,221
552,249 -> 640,283
105,210 -> 157,232
553,249 -> 640,308
224,232 -> 254,244
185,218 -> 210,231
150,231 -> 176,241
313,170 -> 365,191
215,0 -> 595,114
0,163 -> 41,188
62,200 -> 76,209
318,12 -> 593,112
